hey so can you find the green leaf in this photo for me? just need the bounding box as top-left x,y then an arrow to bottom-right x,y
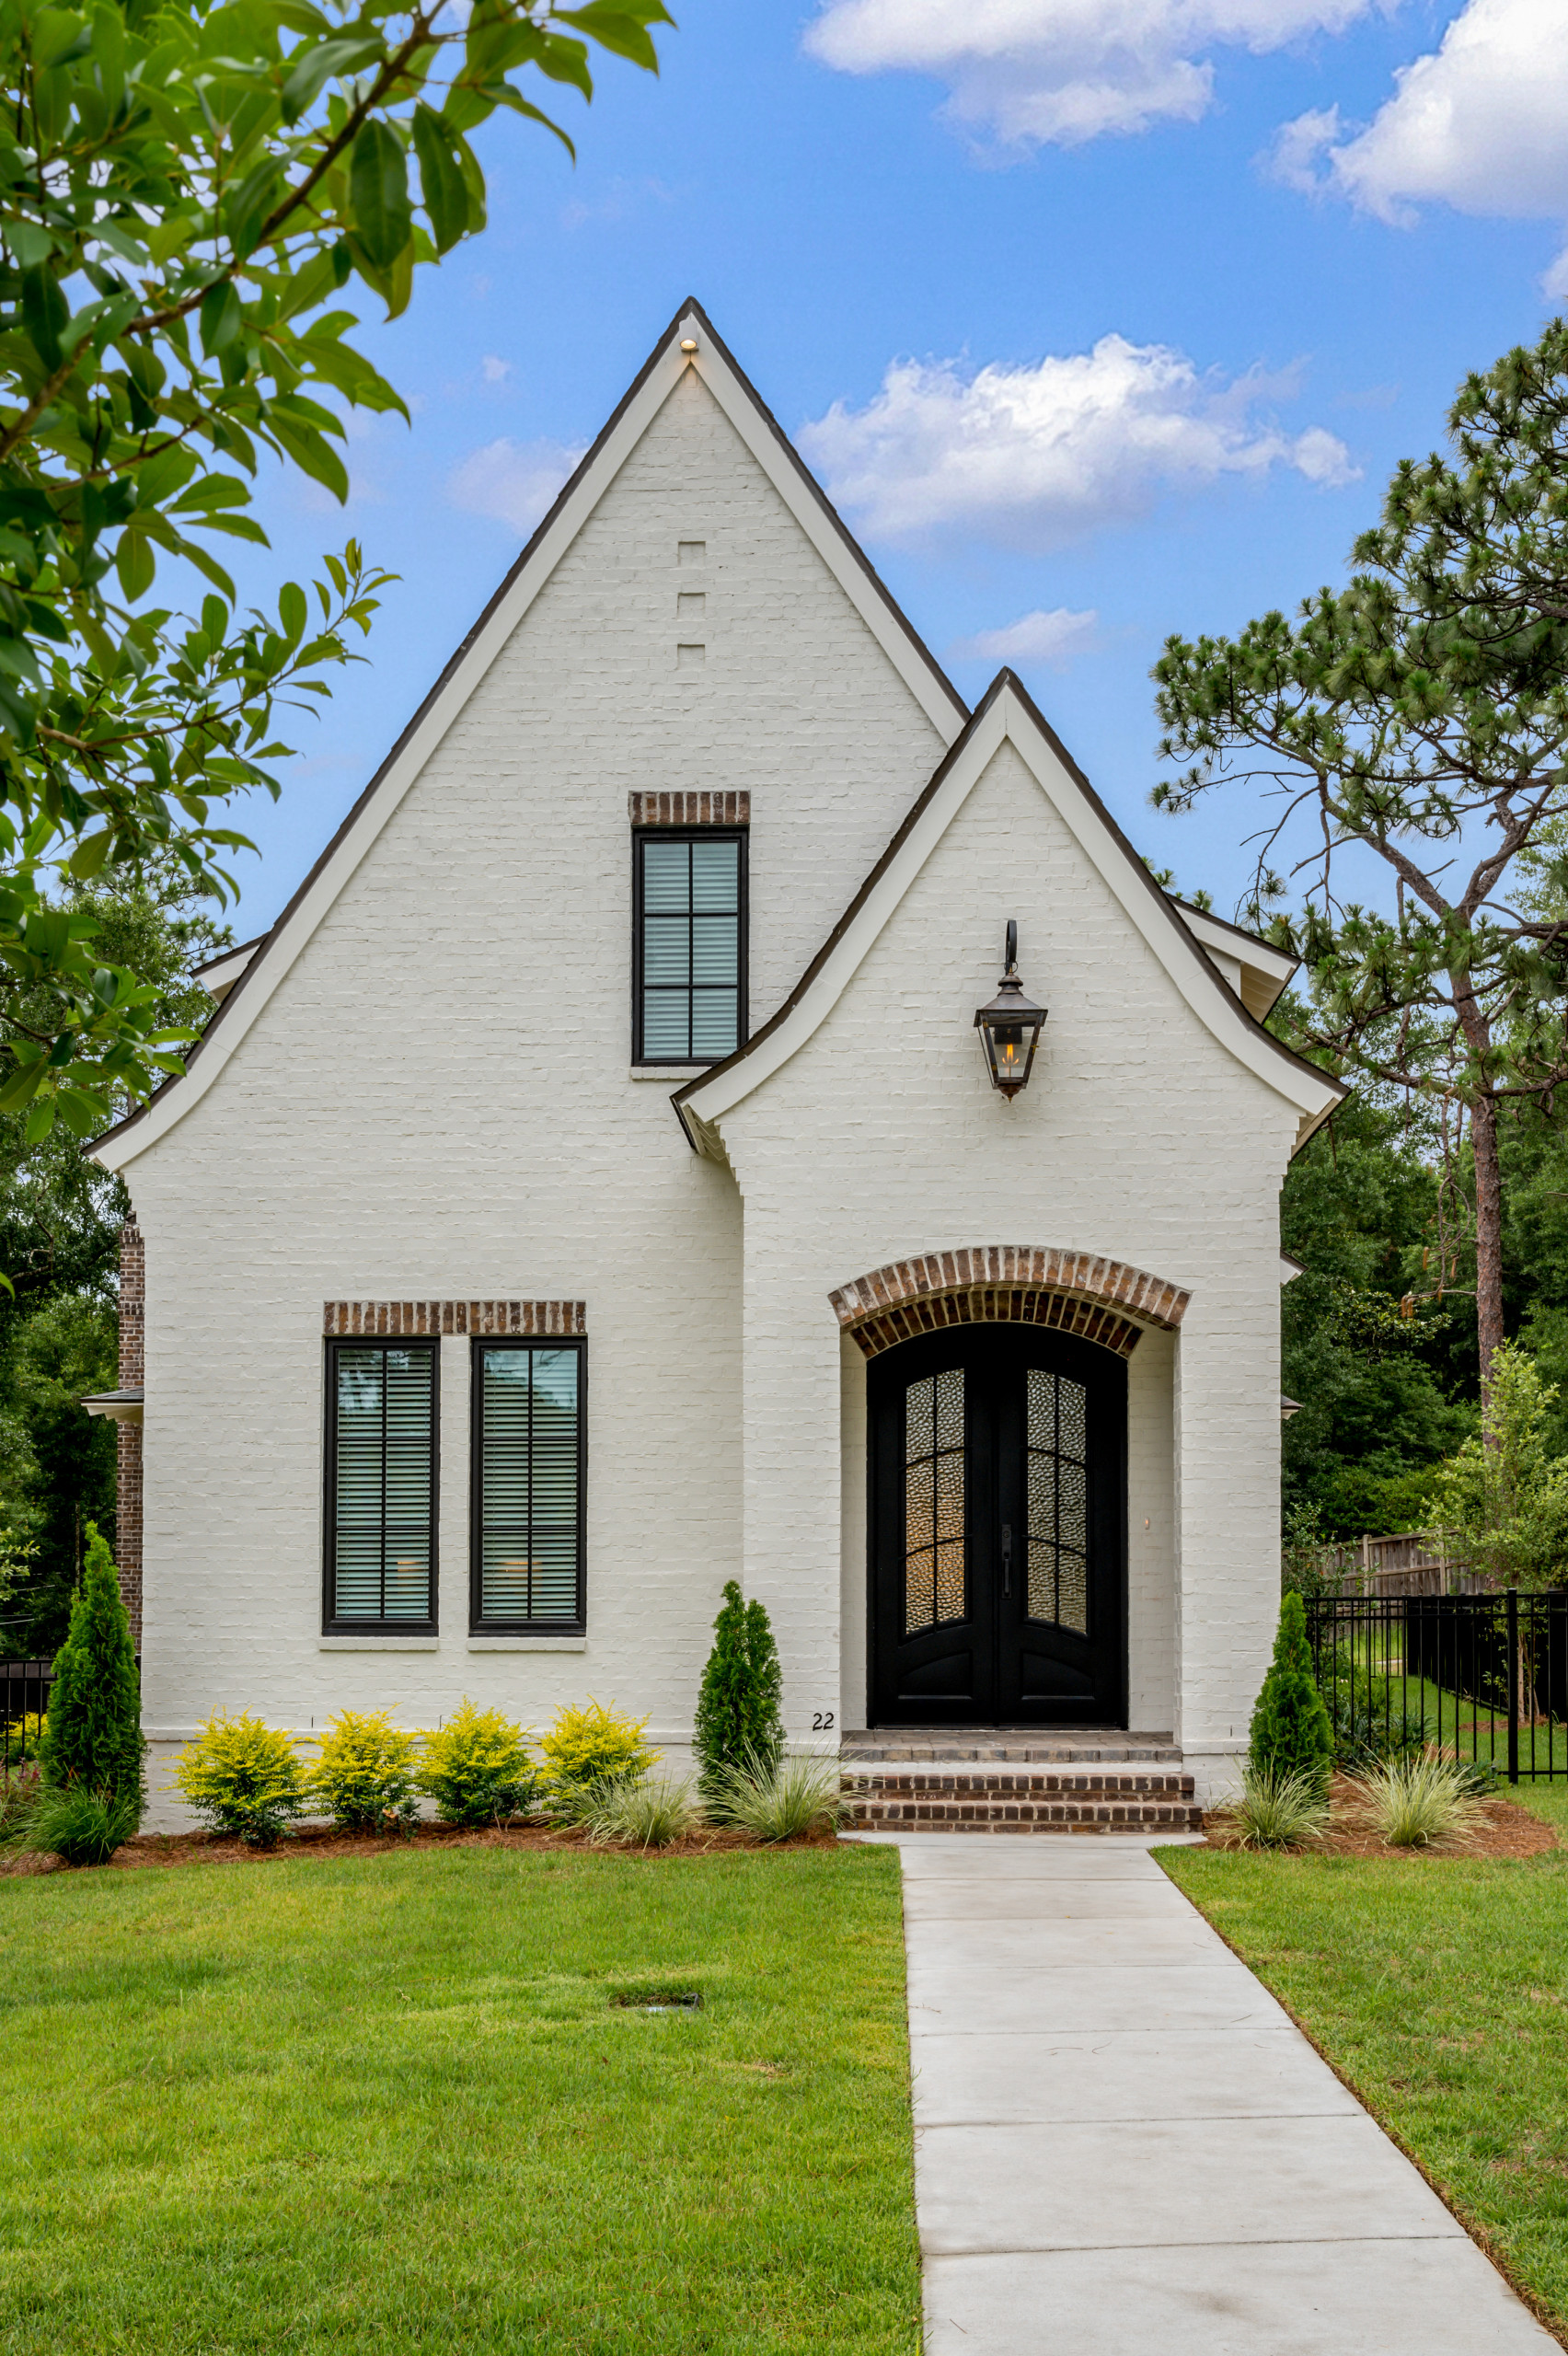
200,281 -> 244,360
489,86 -> 576,159
278,581 -> 306,644
115,526 -> 155,602
411,103 -> 469,255
68,829 -> 112,879
20,265 -> 68,373
281,33 -> 385,125
348,121 -> 412,273
553,3 -> 670,72
29,7 -> 87,69
5,218 -> 53,270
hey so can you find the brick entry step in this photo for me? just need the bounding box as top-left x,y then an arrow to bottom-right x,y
841,1762 -> 1202,1835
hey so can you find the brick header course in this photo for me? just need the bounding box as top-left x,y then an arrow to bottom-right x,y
324,1300 -> 586,1336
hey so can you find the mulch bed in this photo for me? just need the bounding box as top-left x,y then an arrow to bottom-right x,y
0,1818 -> 845,1878
1203,1773 -> 1557,1861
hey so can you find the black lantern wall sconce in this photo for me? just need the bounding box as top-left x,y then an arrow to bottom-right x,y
974,921 -> 1047,1102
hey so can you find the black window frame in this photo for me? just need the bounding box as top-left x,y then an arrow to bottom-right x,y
322,1336 -> 440,1635
631,824 -> 749,1067
468,1335 -> 588,1634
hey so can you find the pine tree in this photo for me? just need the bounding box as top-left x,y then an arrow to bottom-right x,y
694,1582 -> 786,1797
40,1522 -> 144,1815
1248,1590 -> 1333,1790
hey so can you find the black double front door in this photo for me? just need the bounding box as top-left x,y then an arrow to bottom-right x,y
868,1325 -> 1126,1727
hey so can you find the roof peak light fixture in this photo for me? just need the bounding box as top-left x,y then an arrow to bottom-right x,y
974,921 -> 1047,1103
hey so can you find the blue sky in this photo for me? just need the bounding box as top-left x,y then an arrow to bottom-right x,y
221,0 -> 1568,936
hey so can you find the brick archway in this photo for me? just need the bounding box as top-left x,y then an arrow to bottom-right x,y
829,1246 -> 1191,1361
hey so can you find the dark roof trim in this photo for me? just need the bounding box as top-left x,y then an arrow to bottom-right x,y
1170,896 -> 1297,969
190,932 -> 266,978
674,666 -> 1346,1147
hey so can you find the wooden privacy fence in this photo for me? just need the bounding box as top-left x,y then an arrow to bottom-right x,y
1315,1530 -> 1490,1598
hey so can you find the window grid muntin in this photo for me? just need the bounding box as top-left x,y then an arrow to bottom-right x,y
325,1339 -> 438,1632
470,1337 -> 586,1631
1026,1366 -> 1090,1634
633,826 -> 747,1065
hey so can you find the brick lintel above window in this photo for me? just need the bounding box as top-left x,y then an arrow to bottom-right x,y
628,790 -> 749,828
324,1300 -> 586,1338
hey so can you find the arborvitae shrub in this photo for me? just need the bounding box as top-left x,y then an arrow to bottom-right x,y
1249,1590 -> 1334,1791
693,1581 -> 786,1799
40,1521 -> 144,1818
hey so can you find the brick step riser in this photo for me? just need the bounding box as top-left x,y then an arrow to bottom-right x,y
847,1802 -> 1205,1834
843,1768 -> 1201,1834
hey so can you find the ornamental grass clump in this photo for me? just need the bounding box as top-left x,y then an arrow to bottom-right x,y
537,1700 -> 656,1819
582,1776 -> 699,1851
705,1750 -> 846,1843
307,1710 -> 421,1835
1249,1591 -> 1333,1795
692,1581 -> 785,1802
416,1700 -> 537,1828
25,1781 -> 141,1868
174,1713 -> 310,1849
1216,1764 -> 1331,1852
1349,1755 -> 1488,1851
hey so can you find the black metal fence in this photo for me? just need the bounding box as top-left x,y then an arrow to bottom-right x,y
1306,1591 -> 1568,1783
0,1660 -> 52,1773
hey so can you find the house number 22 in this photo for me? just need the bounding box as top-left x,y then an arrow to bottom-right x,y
812,1711 -> 836,1731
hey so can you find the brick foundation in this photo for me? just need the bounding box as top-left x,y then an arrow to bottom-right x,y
116,1215 -> 144,1650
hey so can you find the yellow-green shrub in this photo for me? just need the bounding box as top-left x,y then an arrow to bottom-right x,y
537,1699 -> 657,1813
175,1712 -> 309,1849
416,1699 -> 536,1827
307,1710 -> 420,1834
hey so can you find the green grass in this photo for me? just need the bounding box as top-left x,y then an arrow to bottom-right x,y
1159,1808 -> 1568,2336
0,1844 -> 919,2354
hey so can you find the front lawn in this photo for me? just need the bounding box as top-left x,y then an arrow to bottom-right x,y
1159,1787 -> 1568,2340
0,1842 -> 918,2354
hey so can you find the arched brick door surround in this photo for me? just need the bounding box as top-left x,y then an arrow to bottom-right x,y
829,1247 -> 1191,1362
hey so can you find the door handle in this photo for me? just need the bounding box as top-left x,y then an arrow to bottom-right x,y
1001,1522 -> 1012,1599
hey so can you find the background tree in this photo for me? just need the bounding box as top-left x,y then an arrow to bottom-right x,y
0,860 -> 226,1649
0,0 -> 670,1150
1155,318 -> 1568,1401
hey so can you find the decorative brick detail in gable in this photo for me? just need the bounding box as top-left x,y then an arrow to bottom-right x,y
628,791 -> 749,828
117,1214 -> 144,1651
829,1247 -> 1191,1362
323,1299 -> 586,1337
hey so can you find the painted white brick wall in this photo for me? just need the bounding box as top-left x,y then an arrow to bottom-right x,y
125,368 -> 946,1753
716,741 -> 1297,1773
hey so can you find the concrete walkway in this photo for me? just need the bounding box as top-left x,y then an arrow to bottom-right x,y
861,1831 -> 1556,2356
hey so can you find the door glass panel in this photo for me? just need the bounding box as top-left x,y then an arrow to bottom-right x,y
905,1368 -> 965,1634
1026,1367 -> 1089,1634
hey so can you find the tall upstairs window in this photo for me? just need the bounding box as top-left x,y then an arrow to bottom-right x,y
471,1340 -> 586,1631
633,827 -> 746,1063
325,1340 -> 438,1631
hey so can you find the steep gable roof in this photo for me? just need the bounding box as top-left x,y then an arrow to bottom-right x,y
674,671 -> 1345,1161
91,299 -> 969,1174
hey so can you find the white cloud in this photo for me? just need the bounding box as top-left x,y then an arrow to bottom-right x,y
1273,0 -> 1568,288
951,607 -> 1100,667
481,354 -> 512,384
804,0 -> 1378,148
797,335 -> 1357,552
447,437 -> 585,536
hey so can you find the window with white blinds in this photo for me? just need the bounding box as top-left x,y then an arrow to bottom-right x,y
471,1342 -> 585,1629
325,1342 -> 438,1629
634,828 -> 747,1064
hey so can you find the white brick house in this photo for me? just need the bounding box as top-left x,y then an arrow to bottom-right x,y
90,300 -> 1341,1810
